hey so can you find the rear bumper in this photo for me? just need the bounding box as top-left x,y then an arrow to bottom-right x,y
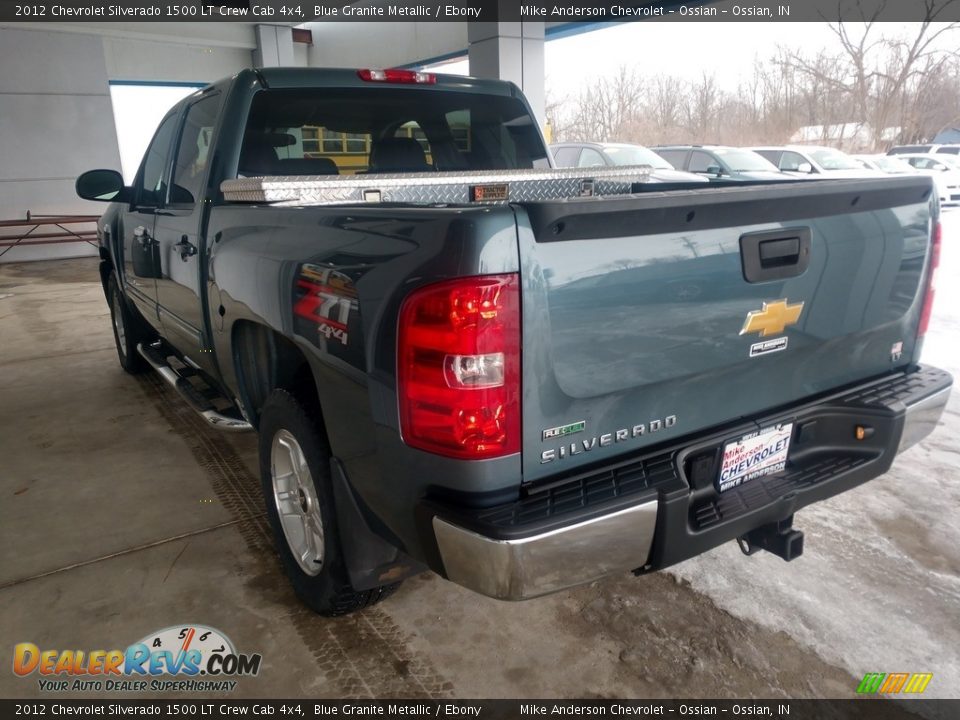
425,365 -> 952,600
898,384 -> 952,452
432,501 -> 658,601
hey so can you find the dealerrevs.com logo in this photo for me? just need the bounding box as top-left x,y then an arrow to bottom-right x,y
13,625 -> 261,693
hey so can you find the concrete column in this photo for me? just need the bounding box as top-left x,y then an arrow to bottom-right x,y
468,22 -> 546,129
253,24 -> 295,67
0,27 -> 123,262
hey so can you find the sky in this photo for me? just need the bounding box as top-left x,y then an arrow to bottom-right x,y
425,21 -> 952,100
544,22 -> 843,96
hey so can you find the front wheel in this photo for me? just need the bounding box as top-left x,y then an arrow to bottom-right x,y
107,273 -> 150,374
258,389 -> 399,615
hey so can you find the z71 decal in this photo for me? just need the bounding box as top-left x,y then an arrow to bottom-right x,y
293,264 -> 358,348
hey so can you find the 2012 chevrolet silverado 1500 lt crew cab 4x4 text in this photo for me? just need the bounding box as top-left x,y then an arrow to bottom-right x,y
76,68 -> 952,616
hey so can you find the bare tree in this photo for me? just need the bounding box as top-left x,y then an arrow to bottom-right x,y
777,1 -> 959,148
563,66 -> 643,142
548,5 -> 960,151
644,74 -> 686,144
683,73 -> 721,141
544,88 -> 568,144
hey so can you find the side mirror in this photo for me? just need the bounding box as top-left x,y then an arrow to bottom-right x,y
76,169 -> 130,203
797,162 -> 813,174
705,164 -> 723,176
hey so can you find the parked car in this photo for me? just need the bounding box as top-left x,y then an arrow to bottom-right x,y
933,144 -> 960,155
75,67 -> 950,615
851,154 -> 919,174
896,153 -> 960,205
652,145 -> 787,180
888,144 -> 960,156
550,142 -> 708,184
750,145 -> 883,178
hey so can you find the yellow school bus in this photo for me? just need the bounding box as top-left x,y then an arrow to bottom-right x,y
301,122 -> 468,174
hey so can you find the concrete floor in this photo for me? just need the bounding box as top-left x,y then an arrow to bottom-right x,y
1,215 -> 958,708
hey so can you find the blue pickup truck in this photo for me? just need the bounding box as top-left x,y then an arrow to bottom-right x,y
76,68 -> 951,615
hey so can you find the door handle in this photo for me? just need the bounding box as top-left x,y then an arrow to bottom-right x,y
175,235 -> 197,261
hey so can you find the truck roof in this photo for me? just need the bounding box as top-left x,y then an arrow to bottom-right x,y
218,67 -> 520,97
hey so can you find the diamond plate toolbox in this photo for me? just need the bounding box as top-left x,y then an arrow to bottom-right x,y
220,166 -> 654,206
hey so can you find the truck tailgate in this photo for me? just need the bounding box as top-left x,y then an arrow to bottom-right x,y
516,176 -> 935,483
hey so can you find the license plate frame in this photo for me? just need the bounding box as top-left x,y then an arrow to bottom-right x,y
717,422 -> 793,493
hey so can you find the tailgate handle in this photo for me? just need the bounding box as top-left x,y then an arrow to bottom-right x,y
741,228 -> 811,283
759,237 -> 800,266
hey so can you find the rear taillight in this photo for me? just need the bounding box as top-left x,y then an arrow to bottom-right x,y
398,274 -> 520,459
918,221 -> 941,338
357,68 -> 436,84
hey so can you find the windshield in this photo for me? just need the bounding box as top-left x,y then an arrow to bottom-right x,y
808,148 -> 862,170
874,156 -> 915,173
713,148 -> 779,172
603,145 -> 673,169
936,155 -> 960,171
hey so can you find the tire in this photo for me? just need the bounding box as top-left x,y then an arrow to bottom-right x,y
107,273 -> 151,374
258,389 -> 399,615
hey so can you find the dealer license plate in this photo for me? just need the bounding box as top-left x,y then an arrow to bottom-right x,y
717,422 -> 793,493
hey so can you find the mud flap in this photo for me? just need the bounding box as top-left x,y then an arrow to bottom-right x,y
330,457 -> 426,590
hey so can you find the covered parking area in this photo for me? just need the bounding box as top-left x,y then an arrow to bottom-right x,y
0,16 -> 557,263
1,8 -> 958,705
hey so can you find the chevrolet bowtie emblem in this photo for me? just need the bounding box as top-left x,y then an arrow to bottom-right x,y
740,299 -> 804,337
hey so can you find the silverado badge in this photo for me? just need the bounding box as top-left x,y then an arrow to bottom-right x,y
740,299 -> 804,337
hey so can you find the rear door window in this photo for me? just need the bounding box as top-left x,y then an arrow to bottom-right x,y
655,149 -> 688,169
552,147 -> 580,167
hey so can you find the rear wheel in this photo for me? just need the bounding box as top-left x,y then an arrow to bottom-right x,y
107,273 -> 150,374
258,389 -> 399,615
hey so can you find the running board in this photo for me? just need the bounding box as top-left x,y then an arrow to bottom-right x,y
137,342 -> 252,432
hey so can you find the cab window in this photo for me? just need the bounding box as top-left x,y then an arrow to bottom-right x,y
240,87 -> 549,176
170,94 -> 221,205
136,113 -> 178,207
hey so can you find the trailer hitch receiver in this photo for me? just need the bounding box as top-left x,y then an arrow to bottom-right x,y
737,515 -> 804,562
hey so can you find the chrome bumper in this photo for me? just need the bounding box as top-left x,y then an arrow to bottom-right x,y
432,501 -> 658,601
897,385 -> 952,453
433,371 -> 950,601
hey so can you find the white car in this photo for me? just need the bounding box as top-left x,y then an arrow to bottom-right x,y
896,153 -> 960,206
851,154 -> 919,174
750,145 -> 885,178
550,142 -> 709,184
